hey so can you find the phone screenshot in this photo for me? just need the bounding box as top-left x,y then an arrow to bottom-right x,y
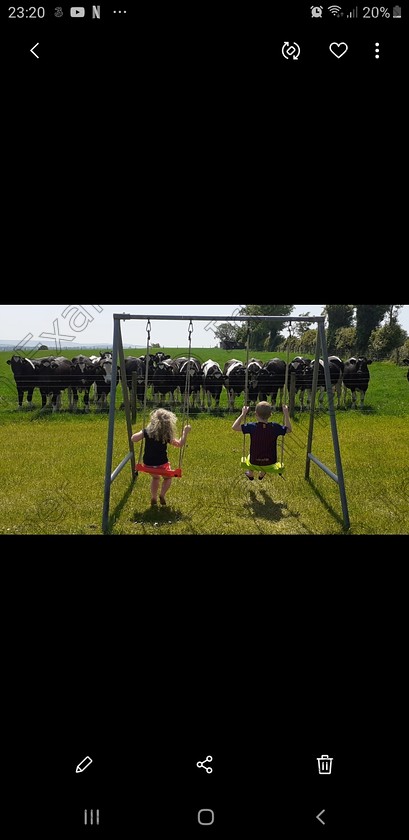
3,3 -> 406,837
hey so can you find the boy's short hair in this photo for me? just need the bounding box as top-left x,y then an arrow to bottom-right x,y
255,401 -> 272,421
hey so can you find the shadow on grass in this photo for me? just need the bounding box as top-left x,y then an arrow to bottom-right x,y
245,488 -> 289,522
307,478 -> 351,532
107,480 -> 137,534
130,503 -> 185,530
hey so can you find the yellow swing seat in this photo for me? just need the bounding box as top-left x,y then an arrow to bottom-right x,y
240,456 -> 285,476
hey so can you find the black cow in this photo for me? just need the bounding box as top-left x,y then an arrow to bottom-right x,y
288,357 -> 311,410
258,358 -> 286,410
302,356 -> 345,409
402,359 -> 409,382
123,356 -> 147,406
246,358 -> 263,405
33,356 -> 58,408
7,355 -> 38,409
152,359 -> 179,405
342,357 -> 372,408
48,357 -> 73,411
70,355 -> 100,412
223,359 -> 246,412
172,357 -> 203,409
201,360 -> 224,409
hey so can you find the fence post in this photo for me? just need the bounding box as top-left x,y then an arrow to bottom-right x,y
131,371 -> 137,423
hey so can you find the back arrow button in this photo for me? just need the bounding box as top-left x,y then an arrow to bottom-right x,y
30,43 -> 40,59
316,809 -> 325,825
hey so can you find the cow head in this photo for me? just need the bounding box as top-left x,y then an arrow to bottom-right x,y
7,355 -> 24,368
356,357 -> 372,370
72,355 -> 90,373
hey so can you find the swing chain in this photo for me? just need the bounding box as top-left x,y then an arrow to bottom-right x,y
146,319 -> 151,341
179,320 -> 193,468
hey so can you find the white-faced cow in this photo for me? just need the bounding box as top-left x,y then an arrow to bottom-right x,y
201,360 -> 224,409
223,359 -> 246,412
89,353 -> 119,410
7,355 -> 38,409
342,357 -> 372,409
258,358 -> 286,410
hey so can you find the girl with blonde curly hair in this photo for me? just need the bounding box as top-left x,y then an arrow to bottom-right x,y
131,409 -> 191,506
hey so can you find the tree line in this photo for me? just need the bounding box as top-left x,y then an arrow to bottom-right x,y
214,305 -> 408,361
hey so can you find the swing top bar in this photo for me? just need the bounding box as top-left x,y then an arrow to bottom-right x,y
114,314 -> 326,323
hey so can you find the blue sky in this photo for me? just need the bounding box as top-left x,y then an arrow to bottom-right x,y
0,304 -> 408,349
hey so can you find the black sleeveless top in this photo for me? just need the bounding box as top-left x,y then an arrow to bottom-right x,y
143,428 -> 169,466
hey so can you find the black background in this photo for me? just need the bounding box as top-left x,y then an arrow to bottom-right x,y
3,1 -> 407,836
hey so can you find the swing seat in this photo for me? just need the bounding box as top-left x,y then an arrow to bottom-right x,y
135,463 -> 182,478
240,456 -> 285,476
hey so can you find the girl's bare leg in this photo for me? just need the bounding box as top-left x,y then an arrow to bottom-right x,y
160,477 -> 172,503
150,476 -> 160,503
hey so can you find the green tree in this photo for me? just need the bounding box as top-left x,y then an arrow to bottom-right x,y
398,338 -> 409,361
299,329 -> 318,355
293,312 -> 312,338
334,327 -> 357,358
368,323 -> 408,361
213,322 -> 242,346
324,305 -> 354,353
239,304 -> 294,351
383,304 -> 405,326
355,305 -> 389,354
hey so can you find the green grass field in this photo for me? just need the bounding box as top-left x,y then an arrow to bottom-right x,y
0,349 -> 408,535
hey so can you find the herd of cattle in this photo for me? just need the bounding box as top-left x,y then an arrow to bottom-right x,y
6,351 -> 407,413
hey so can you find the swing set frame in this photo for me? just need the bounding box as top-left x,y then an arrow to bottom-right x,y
102,313 -> 350,533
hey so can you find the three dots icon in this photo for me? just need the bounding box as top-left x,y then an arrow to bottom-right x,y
375,42 -> 380,58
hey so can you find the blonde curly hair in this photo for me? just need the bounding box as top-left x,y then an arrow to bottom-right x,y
146,409 -> 178,443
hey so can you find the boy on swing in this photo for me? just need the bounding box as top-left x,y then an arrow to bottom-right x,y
232,401 -> 292,480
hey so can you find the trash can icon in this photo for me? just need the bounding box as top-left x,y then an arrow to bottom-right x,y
317,754 -> 333,774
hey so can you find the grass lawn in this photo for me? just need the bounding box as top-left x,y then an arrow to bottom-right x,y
0,350 -> 408,535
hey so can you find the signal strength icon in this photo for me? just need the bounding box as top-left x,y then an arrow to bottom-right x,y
347,5 -> 359,16
328,5 -> 342,15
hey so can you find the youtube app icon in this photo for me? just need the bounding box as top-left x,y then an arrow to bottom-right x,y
70,6 -> 85,16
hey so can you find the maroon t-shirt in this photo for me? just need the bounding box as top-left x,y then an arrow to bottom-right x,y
242,421 -> 287,466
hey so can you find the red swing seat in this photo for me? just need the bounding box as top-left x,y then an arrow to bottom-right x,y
135,463 -> 182,478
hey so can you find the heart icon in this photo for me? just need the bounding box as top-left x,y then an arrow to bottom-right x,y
329,42 -> 348,58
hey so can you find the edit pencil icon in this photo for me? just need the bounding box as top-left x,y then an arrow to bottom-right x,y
76,756 -> 93,773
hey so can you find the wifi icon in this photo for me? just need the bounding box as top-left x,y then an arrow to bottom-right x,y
328,4 -> 342,14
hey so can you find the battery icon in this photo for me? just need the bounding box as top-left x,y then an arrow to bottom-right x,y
393,5 -> 401,16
